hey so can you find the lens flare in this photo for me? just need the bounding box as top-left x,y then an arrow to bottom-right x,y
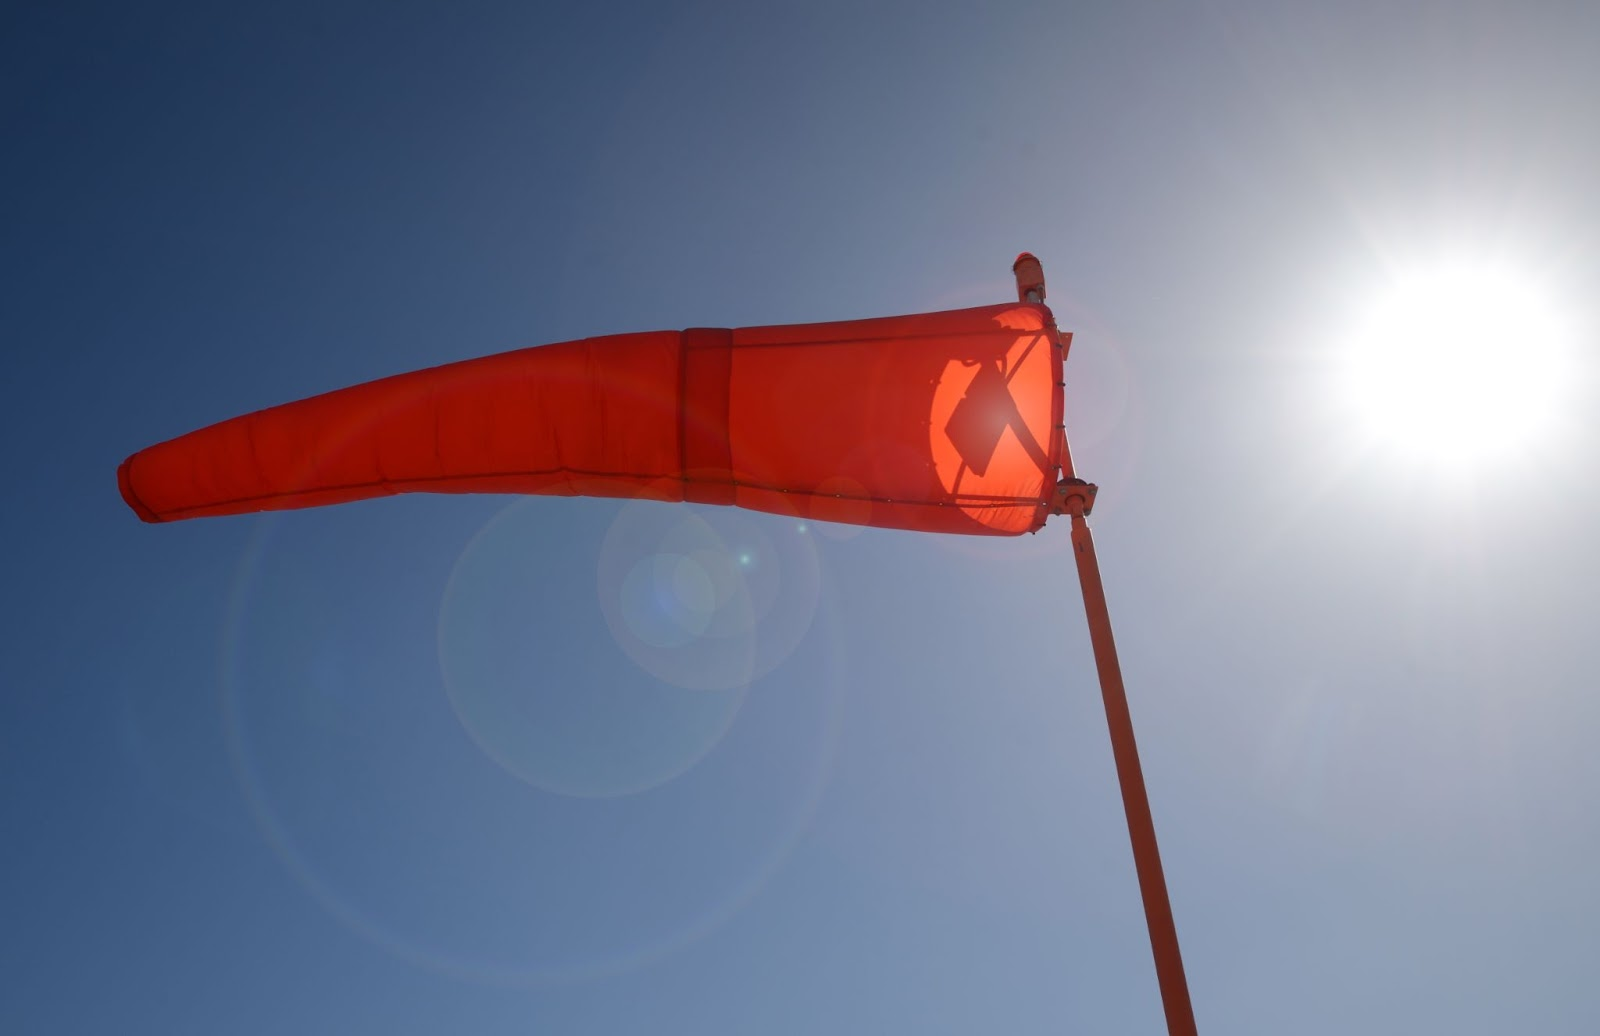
224,506 -> 843,985
597,498 -> 821,694
439,501 -> 747,799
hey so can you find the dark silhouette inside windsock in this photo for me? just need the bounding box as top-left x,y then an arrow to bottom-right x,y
943,356 -> 1051,477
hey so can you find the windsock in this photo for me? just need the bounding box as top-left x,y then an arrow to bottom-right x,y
119,302 -> 1067,536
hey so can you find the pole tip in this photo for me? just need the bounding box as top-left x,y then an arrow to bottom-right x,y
1013,253 -> 1045,303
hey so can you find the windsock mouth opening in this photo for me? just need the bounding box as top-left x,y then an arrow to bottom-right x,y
118,458 -> 164,523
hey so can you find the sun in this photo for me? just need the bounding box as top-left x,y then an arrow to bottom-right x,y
1338,259 -> 1570,465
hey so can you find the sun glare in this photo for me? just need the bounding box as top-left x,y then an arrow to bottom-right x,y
1339,260 -> 1570,465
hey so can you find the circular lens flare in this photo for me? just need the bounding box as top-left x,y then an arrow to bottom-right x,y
224,505 -> 844,985
439,501 -> 746,799
597,499 -> 821,693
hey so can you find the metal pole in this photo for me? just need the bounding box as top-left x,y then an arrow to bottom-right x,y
1059,484 -> 1198,1036
1013,252 -> 1195,1030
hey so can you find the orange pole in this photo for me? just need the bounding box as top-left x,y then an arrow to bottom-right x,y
1062,488 -> 1198,1036
1015,251 -> 1194,1028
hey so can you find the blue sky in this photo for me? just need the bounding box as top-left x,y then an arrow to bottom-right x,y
4,1 -> 1598,1032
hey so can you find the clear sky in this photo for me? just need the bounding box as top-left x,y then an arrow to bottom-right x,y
4,2 -> 1598,1033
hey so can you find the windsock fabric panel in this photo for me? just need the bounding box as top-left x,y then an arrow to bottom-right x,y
119,302 -> 1067,536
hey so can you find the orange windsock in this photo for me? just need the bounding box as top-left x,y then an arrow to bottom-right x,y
119,302 -> 1067,536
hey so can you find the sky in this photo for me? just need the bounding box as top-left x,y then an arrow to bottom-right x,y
4,1 -> 1599,1032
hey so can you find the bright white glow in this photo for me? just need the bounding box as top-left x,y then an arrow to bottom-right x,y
1339,260 -> 1569,464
